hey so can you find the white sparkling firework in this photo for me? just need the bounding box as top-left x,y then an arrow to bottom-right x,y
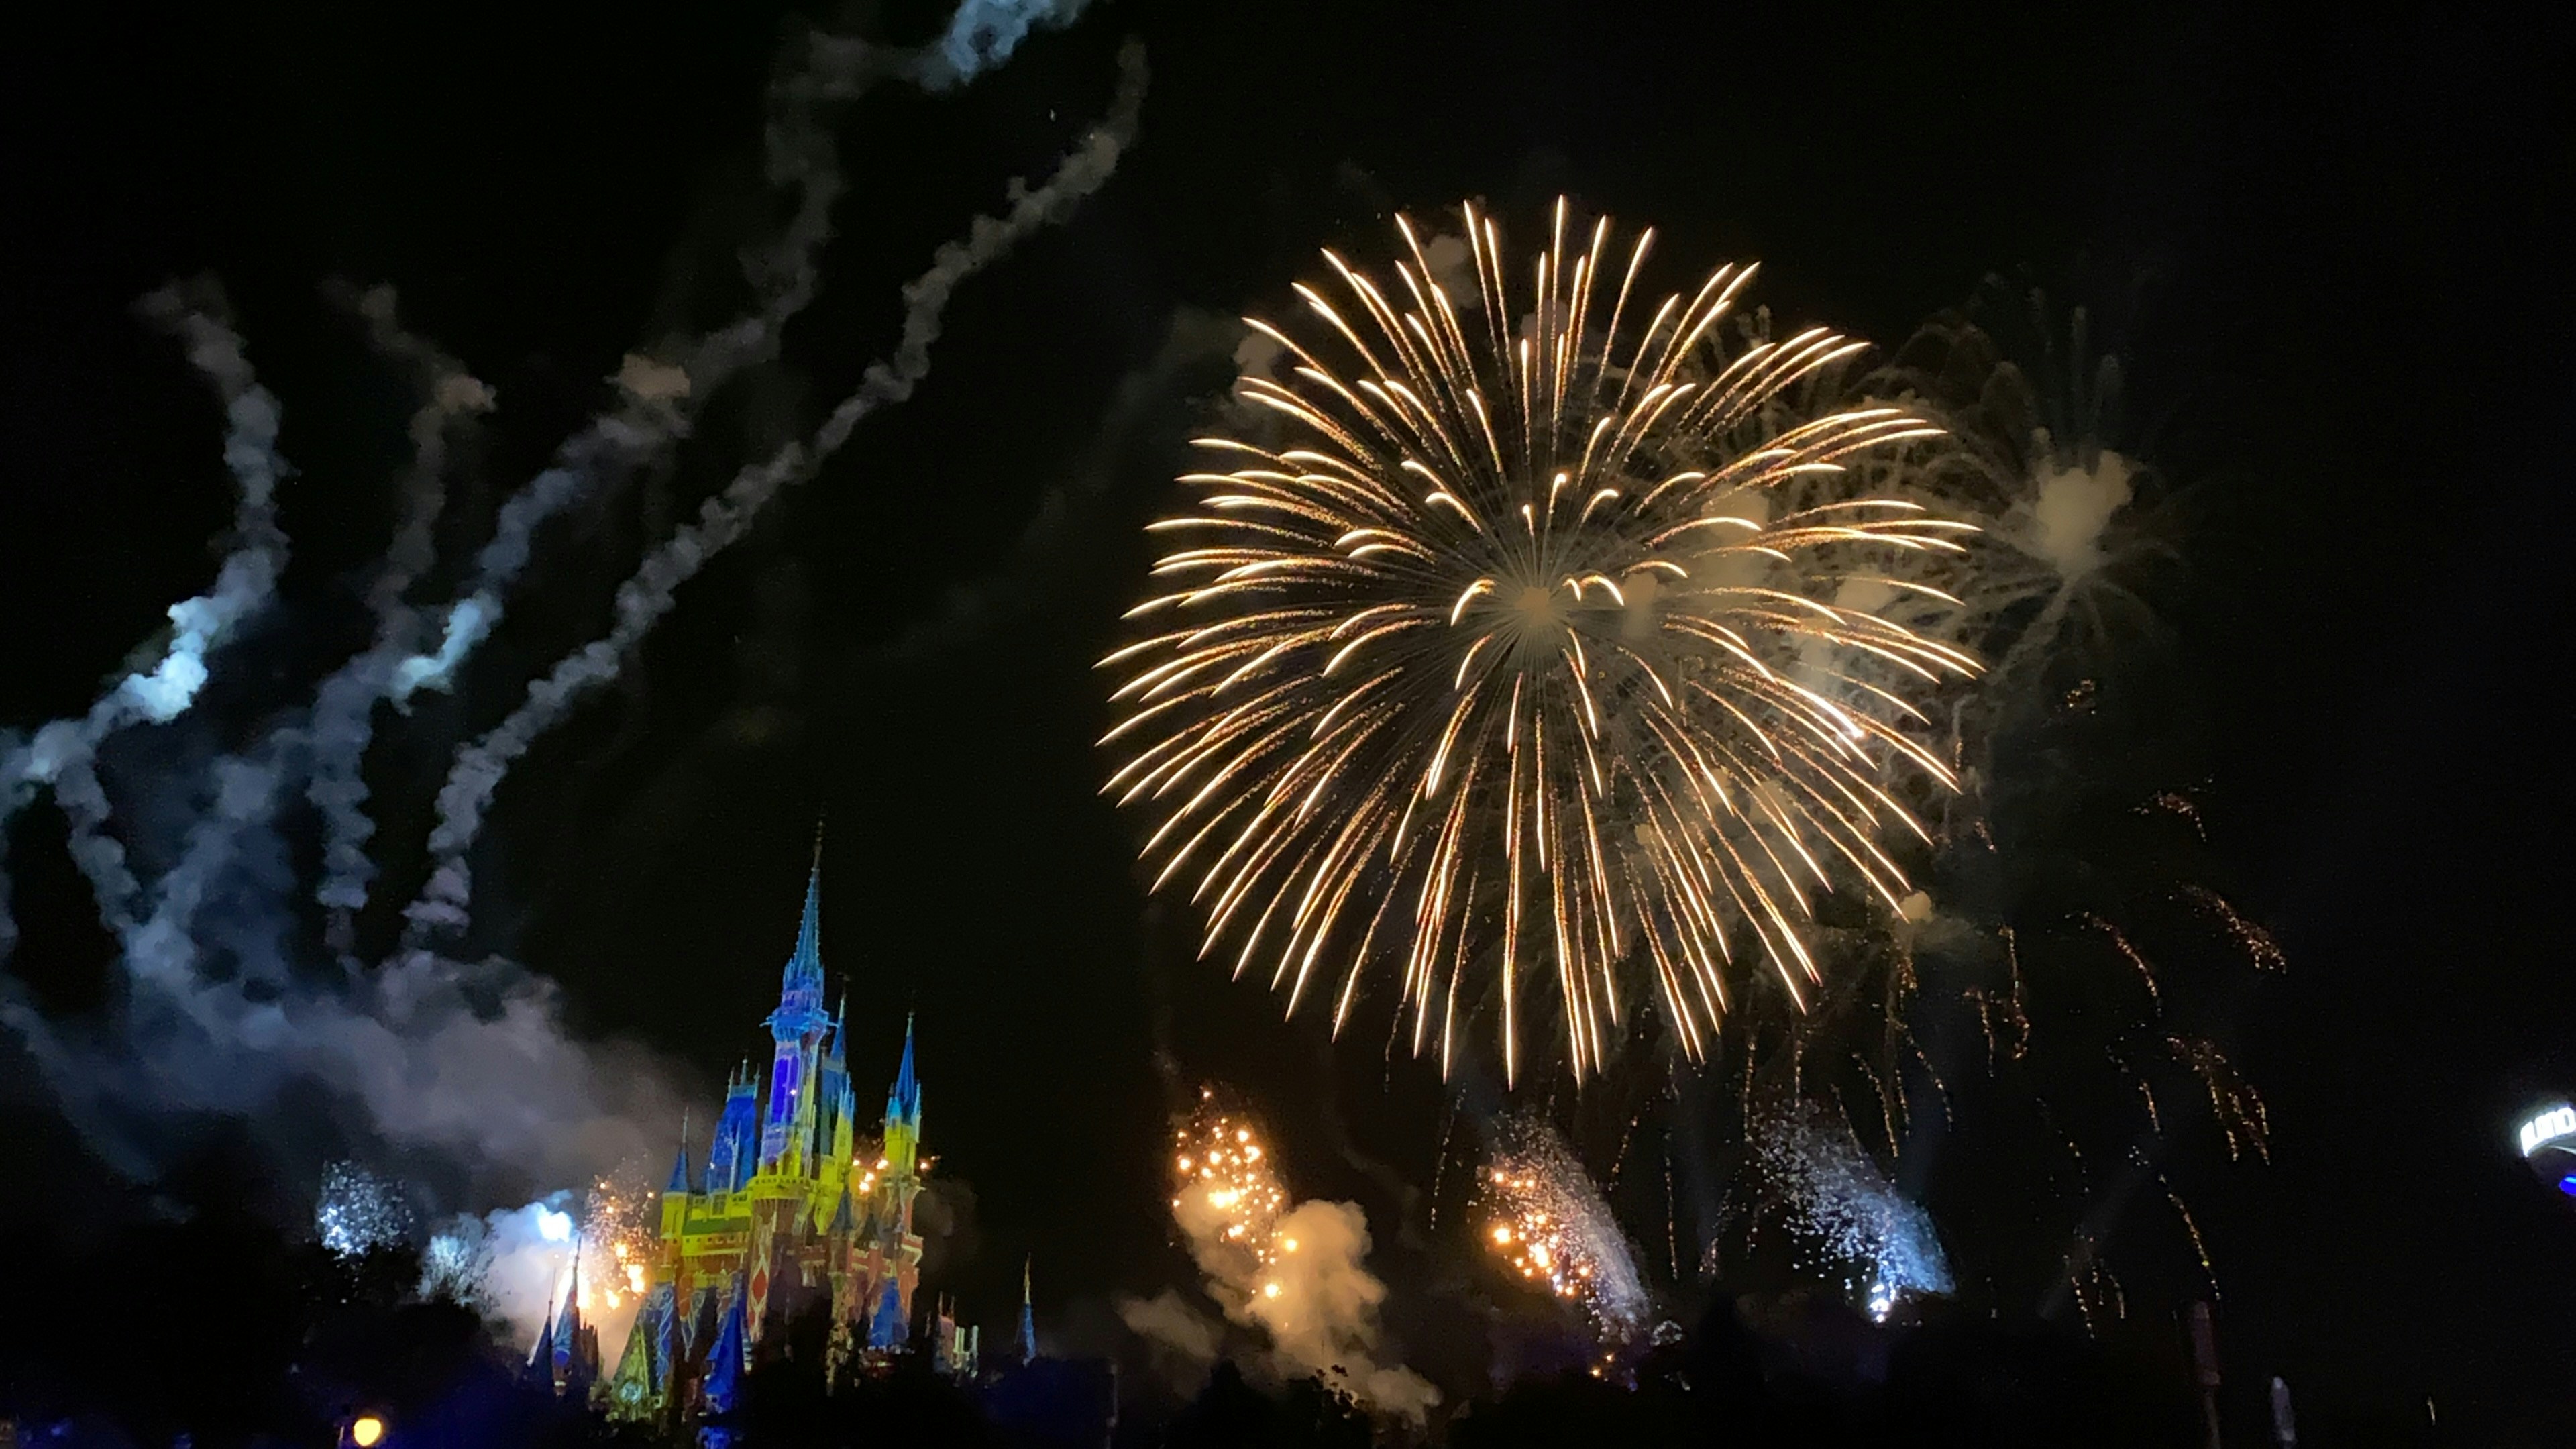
1103,200 -> 1980,1084
1754,1102 -> 1950,1322
315,1159 -> 414,1257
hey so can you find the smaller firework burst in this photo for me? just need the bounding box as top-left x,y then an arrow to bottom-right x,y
1752,1104 -> 1950,1322
1170,1089 -> 1289,1268
577,1171 -> 657,1312
1477,1117 -> 1648,1340
315,1160 -> 414,1257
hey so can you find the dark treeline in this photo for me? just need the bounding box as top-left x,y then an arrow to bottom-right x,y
0,1161 -> 2451,1449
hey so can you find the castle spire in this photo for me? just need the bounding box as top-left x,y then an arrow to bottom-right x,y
888,1012 -> 920,1125
665,1112 -> 694,1195
783,827 -> 825,998
553,1244 -> 583,1377
1016,1255 -> 1038,1364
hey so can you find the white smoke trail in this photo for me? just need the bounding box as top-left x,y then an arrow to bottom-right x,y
306,286 -> 492,951
0,286 -> 290,948
380,1 -> 1089,714
377,25 -> 859,711
404,42 -> 1150,941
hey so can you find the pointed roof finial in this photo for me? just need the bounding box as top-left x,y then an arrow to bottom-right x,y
892,1012 -> 919,1118
667,1112 -> 694,1195
780,826 -> 826,1000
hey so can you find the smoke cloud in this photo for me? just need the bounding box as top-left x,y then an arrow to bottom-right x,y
1118,1094 -> 1437,1421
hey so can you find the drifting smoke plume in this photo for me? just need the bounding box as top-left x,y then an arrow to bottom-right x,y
422,1197 -> 580,1350
1119,1092 -> 1438,1421
1,286 -> 288,950
404,40 -> 1151,941
1,0 -> 1130,1277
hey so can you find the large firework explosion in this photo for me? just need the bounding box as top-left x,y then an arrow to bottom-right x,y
1102,200 -> 1982,1087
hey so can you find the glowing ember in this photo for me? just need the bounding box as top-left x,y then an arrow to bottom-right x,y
1170,1090 -> 1289,1267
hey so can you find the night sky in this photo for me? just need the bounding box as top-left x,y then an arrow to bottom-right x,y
5,2 -> 2573,1438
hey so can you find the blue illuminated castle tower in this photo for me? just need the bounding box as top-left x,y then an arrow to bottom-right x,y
603,837 -> 936,1422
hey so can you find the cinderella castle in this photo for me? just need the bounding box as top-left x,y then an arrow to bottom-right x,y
525,843 -> 1040,1424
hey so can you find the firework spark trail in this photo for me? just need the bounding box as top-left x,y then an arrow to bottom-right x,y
1477,1114 -> 1648,1340
2180,884 -> 2286,972
1101,201 -> 1980,1084
403,44 -> 1149,944
1,288 -> 290,957
1754,1101 -> 1951,1322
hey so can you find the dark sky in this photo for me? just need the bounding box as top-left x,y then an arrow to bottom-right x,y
4,1 -> 2573,1437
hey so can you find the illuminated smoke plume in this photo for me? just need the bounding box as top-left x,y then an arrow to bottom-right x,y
423,1198 -> 578,1349
1119,1091 -> 1439,1421
1754,1102 -> 1951,1322
1,286 -> 288,949
0,3 -> 1128,1304
1477,1114 -> 1648,1341
913,0 -> 1093,89
404,41 -> 1152,942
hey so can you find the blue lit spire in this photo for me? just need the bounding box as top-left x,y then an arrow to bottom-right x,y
886,1012 -> 920,1127
1015,1256 -> 1038,1364
766,825 -> 829,1041
868,1275 -> 908,1352
666,1114 -> 694,1195
703,1277 -> 749,1411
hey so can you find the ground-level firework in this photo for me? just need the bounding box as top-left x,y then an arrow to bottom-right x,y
1125,1089 -> 1439,1419
1477,1114 -> 1648,1341
1102,199 -> 1980,1087
1751,1103 -> 1951,1323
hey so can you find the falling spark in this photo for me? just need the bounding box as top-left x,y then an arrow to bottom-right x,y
1101,200 -> 1979,1083
2178,885 -> 2286,972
